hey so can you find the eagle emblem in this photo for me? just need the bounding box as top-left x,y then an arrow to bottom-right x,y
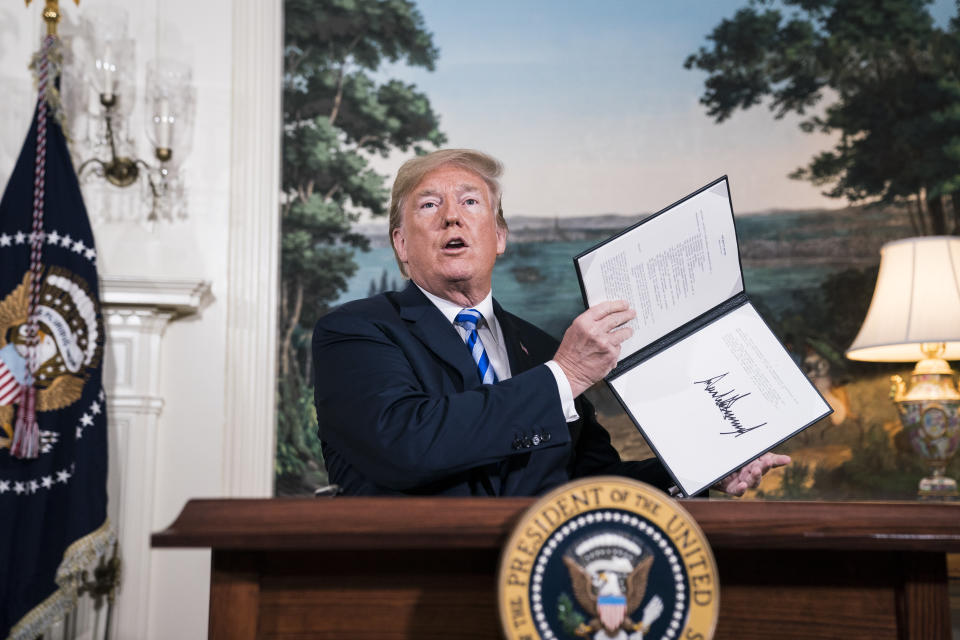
563,533 -> 664,639
0,268 -> 102,449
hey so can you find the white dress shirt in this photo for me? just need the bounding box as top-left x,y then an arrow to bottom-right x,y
415,284 -> 580,422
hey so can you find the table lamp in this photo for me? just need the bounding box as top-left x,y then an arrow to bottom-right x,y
846,236 -> 960,498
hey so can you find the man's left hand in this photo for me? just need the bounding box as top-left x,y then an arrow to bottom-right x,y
715,452 -> 791,496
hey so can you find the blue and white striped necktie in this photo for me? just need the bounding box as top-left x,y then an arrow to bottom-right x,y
454,308 -> 498,385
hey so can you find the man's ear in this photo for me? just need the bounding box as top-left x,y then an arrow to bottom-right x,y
496,224 -> 507,256
392,227 -> 408,263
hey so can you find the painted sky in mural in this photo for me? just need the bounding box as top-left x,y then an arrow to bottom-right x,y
371,0 -> 958,218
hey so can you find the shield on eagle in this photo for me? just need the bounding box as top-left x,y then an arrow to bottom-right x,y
563,532 -> 658,636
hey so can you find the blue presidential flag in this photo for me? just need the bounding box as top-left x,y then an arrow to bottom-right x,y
0,37 -> 112,640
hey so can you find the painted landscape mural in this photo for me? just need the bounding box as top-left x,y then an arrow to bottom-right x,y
278,0 -> 960,499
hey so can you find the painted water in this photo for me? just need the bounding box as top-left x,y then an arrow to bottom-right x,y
335,206 -> 912,339
335,238 -> 844,340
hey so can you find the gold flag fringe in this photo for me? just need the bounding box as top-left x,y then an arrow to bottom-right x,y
7,519 -> 116,640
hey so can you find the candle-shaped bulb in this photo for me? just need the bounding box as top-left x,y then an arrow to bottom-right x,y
154,97 -> 174,149
100,42 -> 116,102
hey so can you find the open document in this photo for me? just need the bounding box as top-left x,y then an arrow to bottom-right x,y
574,177 -> 831,496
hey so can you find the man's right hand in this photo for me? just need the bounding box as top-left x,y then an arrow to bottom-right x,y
554,300 -> 635,397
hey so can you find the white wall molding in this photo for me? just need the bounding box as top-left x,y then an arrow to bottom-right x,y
108,395 -> 166,416
222,0 -> 282,498
100,277 -> 209,640
101,276 -> 213,315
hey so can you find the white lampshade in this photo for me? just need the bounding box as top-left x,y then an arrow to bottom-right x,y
847,236 -> 960,362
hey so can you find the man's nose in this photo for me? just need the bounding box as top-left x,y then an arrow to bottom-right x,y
441,203 -> 461,226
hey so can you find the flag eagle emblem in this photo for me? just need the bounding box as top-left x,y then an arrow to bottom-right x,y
0,268 -> 102,448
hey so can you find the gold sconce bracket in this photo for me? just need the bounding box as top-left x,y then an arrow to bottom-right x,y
103,158 -> 139,187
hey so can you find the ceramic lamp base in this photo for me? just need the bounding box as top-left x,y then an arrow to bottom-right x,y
918,469 -> 958,498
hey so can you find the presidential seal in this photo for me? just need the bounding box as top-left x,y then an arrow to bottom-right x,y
498,477 -> 718,640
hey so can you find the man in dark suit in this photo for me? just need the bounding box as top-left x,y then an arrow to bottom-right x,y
313,149 -> 787,496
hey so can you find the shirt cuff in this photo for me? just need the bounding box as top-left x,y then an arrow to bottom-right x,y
545,360 -> 580,423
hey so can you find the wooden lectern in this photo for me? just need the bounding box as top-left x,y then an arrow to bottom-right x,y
152,499 -> 960,639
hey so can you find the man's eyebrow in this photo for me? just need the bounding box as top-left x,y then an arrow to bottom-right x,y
413,183 -> 484,198
455,183 -> 484,195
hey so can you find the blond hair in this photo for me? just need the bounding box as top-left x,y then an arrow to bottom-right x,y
388,149 -> 507,276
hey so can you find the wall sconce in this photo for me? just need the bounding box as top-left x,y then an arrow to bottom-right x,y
75,11 -> 194,224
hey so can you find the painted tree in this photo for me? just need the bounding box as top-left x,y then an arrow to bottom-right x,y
279,0 -> 445,492
684,0 -> 960,234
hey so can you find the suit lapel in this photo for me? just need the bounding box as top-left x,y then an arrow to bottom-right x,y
396,282 -> 479,387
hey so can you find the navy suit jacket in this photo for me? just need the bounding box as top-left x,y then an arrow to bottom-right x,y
312,282 -> 671,496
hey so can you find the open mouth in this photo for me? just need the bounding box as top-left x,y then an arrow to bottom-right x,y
444,238 -> 467,250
